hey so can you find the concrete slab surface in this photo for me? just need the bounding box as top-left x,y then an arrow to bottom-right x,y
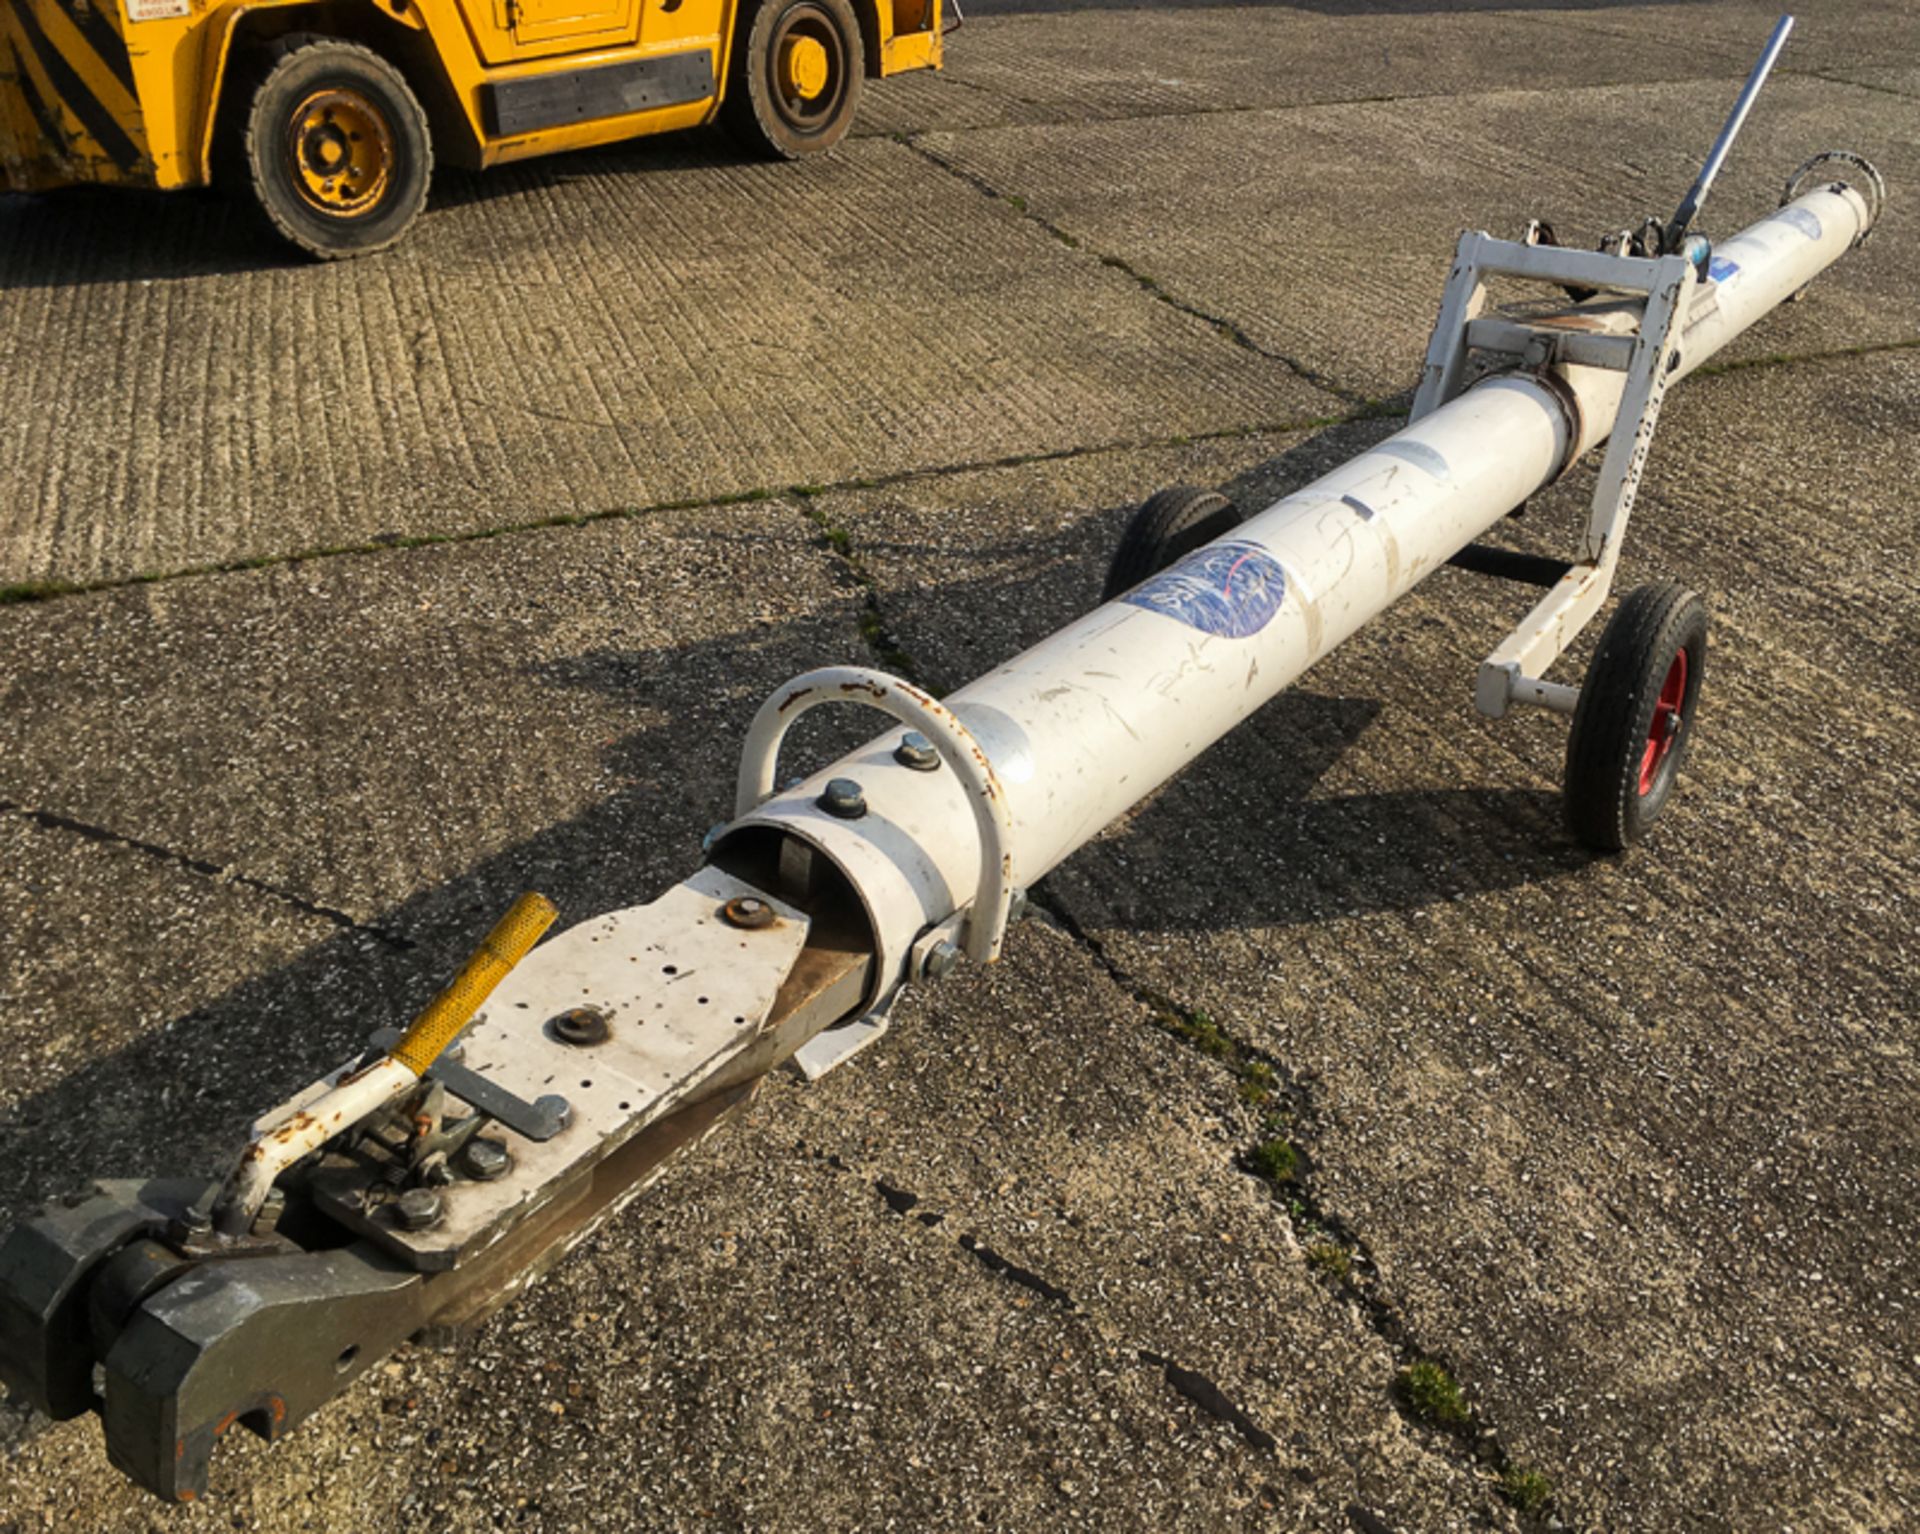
2,3 -> 1916,1532
860,3 -> 1760,136
0,503 -> 863,924
924,70 -> 1919,400
0,139 -> 1330,590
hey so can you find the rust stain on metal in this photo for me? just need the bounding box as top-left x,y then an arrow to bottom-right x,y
776,686 -> 816,713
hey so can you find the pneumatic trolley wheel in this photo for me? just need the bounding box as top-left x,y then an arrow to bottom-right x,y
237,37 -> 433,260
1103,486 -> 1243,600
1563,582 -> 1708,851
723,0 -> 865,158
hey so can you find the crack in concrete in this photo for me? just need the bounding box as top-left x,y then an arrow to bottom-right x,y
839,1154 -> 1293,1458
791,492 -> 923,680
0,414 -> 1372,608
1,799 -> 415,952
1030,890 -> 1565,1530
898,135 -> 1374,407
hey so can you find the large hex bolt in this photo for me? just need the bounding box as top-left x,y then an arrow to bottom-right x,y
550,1006 -> 610,1046
920,940 -> 962,982
721,896 -> 775,929
894,731 -> 941,772
461,1138 -> 512,1182
819,778 -> 868,819
394,1188 -> 445,1232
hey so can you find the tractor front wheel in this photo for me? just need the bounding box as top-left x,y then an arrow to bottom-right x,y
238,38 -> 433,260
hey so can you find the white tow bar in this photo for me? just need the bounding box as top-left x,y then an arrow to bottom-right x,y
0,23 -> 1888,1503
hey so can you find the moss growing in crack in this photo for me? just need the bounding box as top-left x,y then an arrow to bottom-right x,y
1248,1137 -> 1298,1185
1237,1061 -> 1276,1106
1005,194 -> 1027,213
1500,1466 -> 1553,1515
1396,1360 -> 1470,1430
1153,1008 -> 1233,1060
1305,1240 -> 1351,1280
857,607 -> 917,677
0,579 -> 81,604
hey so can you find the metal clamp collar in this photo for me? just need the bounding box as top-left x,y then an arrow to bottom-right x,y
735,666 -> 1017,964
1782,150 -> 1886,246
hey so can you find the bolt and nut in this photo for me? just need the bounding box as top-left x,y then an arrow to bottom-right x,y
921,940 -> 962,981
394,1187 -> 445,1232
819,778 -> 867,819
721,895 -> 775,929
894,731 -> 940,771
550,1006 -> 611,1046
460,1138 -> 512,1182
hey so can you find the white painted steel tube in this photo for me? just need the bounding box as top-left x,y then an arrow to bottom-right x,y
211,1056 -> 419,1234
729,183 -> 1873,997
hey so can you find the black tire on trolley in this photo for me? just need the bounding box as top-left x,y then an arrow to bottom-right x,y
235,36 -> 433,260
722,0 -> 865,159
1102,486 -> 1243,601
1563,581 -> 1709,852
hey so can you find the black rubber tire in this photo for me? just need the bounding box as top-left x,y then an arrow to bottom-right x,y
1102,486 -> 1243,601
237,37 -> 432,260
1563,581 -> 1708,852
722,0 -> 864,159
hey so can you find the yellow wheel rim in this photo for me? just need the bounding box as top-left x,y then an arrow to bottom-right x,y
286,88 -> 394,218
778,34 -> 831,102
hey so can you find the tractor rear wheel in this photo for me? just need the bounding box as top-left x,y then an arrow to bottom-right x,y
238,37 -> 433,260
723,0 -> 865,159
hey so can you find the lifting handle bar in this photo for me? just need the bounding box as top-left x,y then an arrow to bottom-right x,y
1666,13 -> 1794,250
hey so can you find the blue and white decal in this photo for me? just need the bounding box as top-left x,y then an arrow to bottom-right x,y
1708,255 -> 1742,286
1121,539 -> 1289,639
1777,205 -> 1823,242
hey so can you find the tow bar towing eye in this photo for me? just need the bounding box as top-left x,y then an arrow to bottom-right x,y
0,18 -> 1886,1501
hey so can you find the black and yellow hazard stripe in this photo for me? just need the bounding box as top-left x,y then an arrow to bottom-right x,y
6,35 -> 70,151
0,0 -> 146,175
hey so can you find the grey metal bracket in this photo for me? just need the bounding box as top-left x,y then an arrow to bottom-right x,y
369,1027 -> 571,1141
1412,231 -> 1697,718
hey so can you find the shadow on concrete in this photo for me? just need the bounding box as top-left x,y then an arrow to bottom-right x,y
0,565 -> 1587,1246
0,131 -> 750,291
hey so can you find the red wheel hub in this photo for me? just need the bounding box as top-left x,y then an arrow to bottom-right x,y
1638,649 -> 1688,795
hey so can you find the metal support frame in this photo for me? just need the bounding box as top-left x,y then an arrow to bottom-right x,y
1413,234 -> 1698,718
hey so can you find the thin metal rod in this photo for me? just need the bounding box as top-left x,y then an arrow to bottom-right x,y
1667,13 -> 1794,248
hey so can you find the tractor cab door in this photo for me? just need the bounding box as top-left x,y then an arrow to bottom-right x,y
496,0 -> 636,49
460,0 -> 726,67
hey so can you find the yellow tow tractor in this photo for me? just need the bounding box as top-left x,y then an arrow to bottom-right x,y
0,0 -> 945,256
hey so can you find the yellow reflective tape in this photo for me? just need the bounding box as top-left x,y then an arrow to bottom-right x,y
389,892 -> 559,1076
